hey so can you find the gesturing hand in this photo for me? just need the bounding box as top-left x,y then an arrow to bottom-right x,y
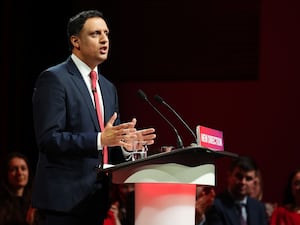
101,113 -> 137,149
101,112 -> 156,151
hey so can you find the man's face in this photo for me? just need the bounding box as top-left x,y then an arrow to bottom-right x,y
228,167 -> 256,200
72,17 -> 110,68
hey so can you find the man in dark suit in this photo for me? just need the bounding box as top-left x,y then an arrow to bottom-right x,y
32,10 -> 156,225
198,156 -> 268,225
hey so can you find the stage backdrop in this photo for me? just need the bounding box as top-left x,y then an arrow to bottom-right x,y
0,0 -> 299,204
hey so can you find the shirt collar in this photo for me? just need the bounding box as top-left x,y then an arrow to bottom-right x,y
236,197 -> 248,205
71,54 -> 98,79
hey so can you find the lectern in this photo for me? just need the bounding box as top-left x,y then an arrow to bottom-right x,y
99,146 -> 238,225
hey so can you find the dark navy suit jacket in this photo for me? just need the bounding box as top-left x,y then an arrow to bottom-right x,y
32,57 -> 125,214
205,190 -> 268,225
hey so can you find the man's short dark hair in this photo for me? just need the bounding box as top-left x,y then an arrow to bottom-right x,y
229,156 -> 258,172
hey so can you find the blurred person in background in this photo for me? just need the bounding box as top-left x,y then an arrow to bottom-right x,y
248,169 -> 277,221
248,169 -> 263,201
195,185 -> 216,225
104,183 -> 135,225
203,156 -> 268,225
269,168 -> 300,225
0,152 -> 38,225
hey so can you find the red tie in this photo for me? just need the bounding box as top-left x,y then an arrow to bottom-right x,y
90,70 -> 108,165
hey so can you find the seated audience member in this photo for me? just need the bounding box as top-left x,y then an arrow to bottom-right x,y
122,184 -> 135,225
195,185 -> 216,225
0,152 -> 38,225
117,183 -> 135,225
104,183 -> 135,225
269,168 -> 300,225
248,169 -> 263,200
248,169 -> 277,220
103,205 -> 121,225
102,183 -> 120,225
203,156 -> 268,225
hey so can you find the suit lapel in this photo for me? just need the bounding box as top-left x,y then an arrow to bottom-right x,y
221,191 -> 242,225
66,58 -> 100,130
225,205 -> 241,225
245,198 -> 255,225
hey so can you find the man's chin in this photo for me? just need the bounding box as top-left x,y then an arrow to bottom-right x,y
100,53 -> 108,59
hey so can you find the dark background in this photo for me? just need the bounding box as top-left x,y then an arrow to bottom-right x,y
1,0 -> 299,204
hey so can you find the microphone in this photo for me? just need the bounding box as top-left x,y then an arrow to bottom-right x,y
137,89 -> 184,148
154,94 -> 197,143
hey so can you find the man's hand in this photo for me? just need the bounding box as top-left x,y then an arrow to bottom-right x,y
101,112 -> 156,151
101,113 -> 137,149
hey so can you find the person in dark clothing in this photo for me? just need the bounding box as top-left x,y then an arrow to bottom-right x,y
198,156 -> 268,225
31,9 -> 155,225
0,152 -> 38,225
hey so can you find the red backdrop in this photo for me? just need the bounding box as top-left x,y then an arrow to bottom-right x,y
116,0 -> 300,203
0,0 -> 299,204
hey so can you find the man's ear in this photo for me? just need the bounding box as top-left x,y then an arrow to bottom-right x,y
70,35 -> 80,49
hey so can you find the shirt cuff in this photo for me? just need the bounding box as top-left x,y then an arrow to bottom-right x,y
121,146 -> 132,157
97,132 -> 103,150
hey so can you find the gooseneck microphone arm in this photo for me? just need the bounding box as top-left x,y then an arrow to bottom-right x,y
154,95 -> 197,143
137,89 -> 184,149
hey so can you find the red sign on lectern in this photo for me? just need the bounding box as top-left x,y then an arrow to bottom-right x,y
196,125 -> 224,151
